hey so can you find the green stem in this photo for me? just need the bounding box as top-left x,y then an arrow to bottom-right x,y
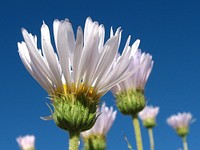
182,136 -> 188,150
148,128 -> 154,150
131,114 -> 143,150
69,131 -> 80,150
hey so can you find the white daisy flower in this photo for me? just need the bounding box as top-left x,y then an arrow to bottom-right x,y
18,17 -> 141,98
110,49 -> 153,115
81,102 -> 117,137
16,135 -> 35,150
167,112 -> 193,129
167,112 -> 193,137
18,18 -> 143,148
111,49 -> 153,94
139,105 -> 159,121
139,105 -> 159,128
167,112 -> 194,150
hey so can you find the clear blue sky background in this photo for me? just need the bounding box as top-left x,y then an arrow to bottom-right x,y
0,0 -> 199,149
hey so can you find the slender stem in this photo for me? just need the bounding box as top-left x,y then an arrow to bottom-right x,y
131,114 -> 143,150
182,136 -> 188,150
69,131 -> 80,150
148,128 -> 154,150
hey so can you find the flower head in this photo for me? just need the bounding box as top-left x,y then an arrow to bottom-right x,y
112,49 -> 153,94
16,135 -> 35,150
81,102 -> 117,137
18,17 -> 139,132
139,105 -> 159,128
81,102 -> 117,150
18,17 -> 140,99
111,49 -> 153,115
167,112 -> 193,137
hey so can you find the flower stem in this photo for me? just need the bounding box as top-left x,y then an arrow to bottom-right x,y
69,131 -> 80,150
148,128 -> 154,150
182,136 -> 188,150
131,114 -> 143,150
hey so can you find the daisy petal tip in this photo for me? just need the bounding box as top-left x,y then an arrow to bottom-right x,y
86,16 -> 92,21
40,115 -> 53,121
53,19 -> 60,23
136,39 -> 140,44
21,28 -> 27,34
64,18 -> 69,21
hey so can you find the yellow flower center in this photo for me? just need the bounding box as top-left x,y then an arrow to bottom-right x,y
53,83 -> 99,99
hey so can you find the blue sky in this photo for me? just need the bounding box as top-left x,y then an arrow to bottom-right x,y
0,0 -> 200,149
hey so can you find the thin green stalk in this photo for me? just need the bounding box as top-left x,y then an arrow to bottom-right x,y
182,136 -> 188,150
148,128 -> 154,150
131,114 -> 143,150
69,131 -> 80,150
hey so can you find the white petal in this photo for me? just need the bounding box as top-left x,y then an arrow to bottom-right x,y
130,39 -> 140,58
121,36 -> 131,56
78,22 -> 99,86
19,32 -> 54,93
73,26 -> 84,84
98,25 -> 105,52
56,20 -> 72,85
53,19 -> 59,49
82,23 -> 100,87
22,29 -> 55,83
41,23 -> 63,88
40,115 -> 53,120
99,55 -> 147,95
93,36 -> 119,90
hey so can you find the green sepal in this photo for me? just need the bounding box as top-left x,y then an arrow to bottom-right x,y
176,127 -> 189,137
84,134 -> 106,150
116,89 -> 146,115
52,92 -> 99,132
143,118 -> 156,128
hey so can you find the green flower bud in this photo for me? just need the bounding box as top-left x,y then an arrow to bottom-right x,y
176,127 -> 189,137
116,89 -> 145,115
52,92 -> 98,132
143,118 -> 156,128
83,134 -> 106,150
